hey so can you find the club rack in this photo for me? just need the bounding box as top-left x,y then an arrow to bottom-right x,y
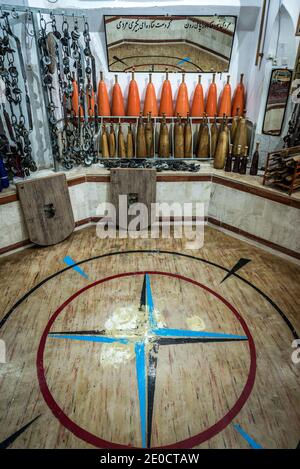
90,115 -> 253,162
0,4 -> 254,177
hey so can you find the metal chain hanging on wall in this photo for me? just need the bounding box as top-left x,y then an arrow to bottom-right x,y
284,103 -> 300,148
37,13 -> 98,170
0,9 -> 37,178
37,13 -> 61,166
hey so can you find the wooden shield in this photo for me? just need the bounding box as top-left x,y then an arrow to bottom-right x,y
110,168 -> 156,230
16,174 -> 75,246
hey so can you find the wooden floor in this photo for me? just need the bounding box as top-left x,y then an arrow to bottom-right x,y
108,43 -> 227,72
0,226 -> 299,449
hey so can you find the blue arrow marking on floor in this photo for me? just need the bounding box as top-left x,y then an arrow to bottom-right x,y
135,341 -> 147,448
48,334 -> 129,344
233,424 -> 263,449
146,274 -> 156,328
63,256 -> 88,279
177,57 -> 191,65
152,328 -> 247,340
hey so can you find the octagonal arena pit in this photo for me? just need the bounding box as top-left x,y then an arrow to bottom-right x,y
0,227 -> 299,449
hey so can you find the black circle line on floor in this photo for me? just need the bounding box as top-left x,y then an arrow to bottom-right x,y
0,249 -> 298,340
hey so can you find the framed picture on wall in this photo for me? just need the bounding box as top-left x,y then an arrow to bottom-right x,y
296,14 -> 300,36
104,15 -> 237,72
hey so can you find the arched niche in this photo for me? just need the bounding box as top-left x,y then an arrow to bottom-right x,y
268,3 -> 296,68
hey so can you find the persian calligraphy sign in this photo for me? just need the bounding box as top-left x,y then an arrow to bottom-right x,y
104,15 -> 236,73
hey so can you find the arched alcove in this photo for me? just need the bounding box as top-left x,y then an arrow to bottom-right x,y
268,3 -> 296,68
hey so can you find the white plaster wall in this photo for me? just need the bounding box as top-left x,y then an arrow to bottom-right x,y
1,179 -> 299,256
3,0 -> 300,170
68,183 -> 90,221
249,0 -> 300,165
0,201 -> 28,248
2,1 -> 261,168
89,182 -> 109,218
82,1 -> 260,112
209,182 -> 300,251
156,181 -> 211,216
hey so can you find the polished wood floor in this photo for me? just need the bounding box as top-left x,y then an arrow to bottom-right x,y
0,226 -> 299,449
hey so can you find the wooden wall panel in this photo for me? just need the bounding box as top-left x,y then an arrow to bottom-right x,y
16,174 -> 75,246
110,168 -> 156,230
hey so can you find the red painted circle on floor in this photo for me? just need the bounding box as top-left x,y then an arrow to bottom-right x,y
37,271 -> 256,449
